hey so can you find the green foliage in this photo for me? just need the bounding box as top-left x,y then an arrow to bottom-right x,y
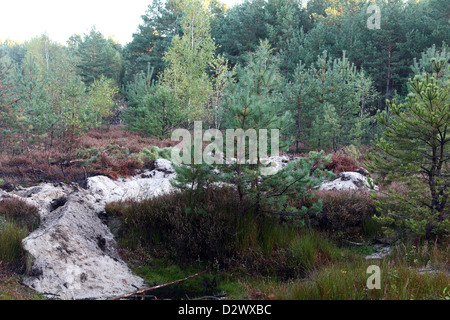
213,0 -> 269,67
123,0 -> 183,84
105,187 -> 345,279
170,142 -> 219,206
13,56 -> 50,139
288,229 -> 343,273
0,34 -> 111,151
85,76 -> 118,128
162,0 -> 218,123
368,55 -> 450,241
0,198 -> 38,272
0,221 -> 27,265
124,66 -> 183,138
25,35 -> 91,143
171,43 -> 335,220
288,51 -> 377,151
251,255 -> 449,300
219,42 -> 334,215
208,54 -> 235,128
137,146 -> 173,163
254,151 -> 335,215
221,40 -> 291,133
124,64 -> 155,110
264,0 -> 310,79
70,26 -> 122,86
411,43 -> 449,76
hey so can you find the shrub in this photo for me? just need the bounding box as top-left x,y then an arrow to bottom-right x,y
105,187 -> 240,263
105,186 -> 351,279
325,151 -> 358,174
302,190 -> 378,242
0,198 -> 40,232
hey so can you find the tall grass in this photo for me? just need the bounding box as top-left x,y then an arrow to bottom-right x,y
289,230 -> 344,273
107,186 -> 448,300
107,188 -> 353,281
234,213 -> 298,256
0,221 -> 27,265
235,242 -> 450,300
0,198 -> 39,272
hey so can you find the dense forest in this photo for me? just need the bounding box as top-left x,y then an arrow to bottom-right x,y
0,0 -> 448,301
1,0 -> 448,149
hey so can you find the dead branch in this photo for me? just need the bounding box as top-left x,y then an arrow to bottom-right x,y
107,268 -> 210,300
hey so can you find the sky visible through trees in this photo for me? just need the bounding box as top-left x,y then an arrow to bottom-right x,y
0,0 -> 242,45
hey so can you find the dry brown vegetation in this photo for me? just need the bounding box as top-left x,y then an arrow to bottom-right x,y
0,125 -> 178,187
80,125 -> 177,152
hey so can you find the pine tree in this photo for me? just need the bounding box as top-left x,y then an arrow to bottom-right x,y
0,50 -> 17,151
124,66 -> 183,138
208,54 -> 235,129
73,27 -> 122,86
368,56 -> 449,240
123,0 -> 183,84
288,51 -> 376,152
213,0 -> 269,67
265,0 -> 309,79
217,41 -> 331,216
13,56 -> 50,149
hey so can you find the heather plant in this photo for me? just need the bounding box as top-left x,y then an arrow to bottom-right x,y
105,187 -> 345,279
301,190 -> 379,242
0,198 -> 40,232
